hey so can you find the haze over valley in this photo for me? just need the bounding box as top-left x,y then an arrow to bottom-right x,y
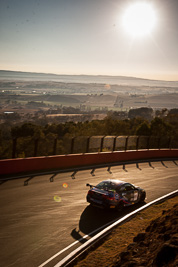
0,70 -> 178,124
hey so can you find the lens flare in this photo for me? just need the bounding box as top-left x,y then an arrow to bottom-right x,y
54,195 -> 62,202
63,182 -> 68,188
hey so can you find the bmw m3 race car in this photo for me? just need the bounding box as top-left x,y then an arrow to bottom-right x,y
86,179 -> 146,210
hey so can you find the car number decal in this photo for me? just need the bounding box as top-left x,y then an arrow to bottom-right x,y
134,191 -> 138,201
130,191 -> 139,201
115,193 -> 119,200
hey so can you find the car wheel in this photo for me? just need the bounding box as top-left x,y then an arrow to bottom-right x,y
140,192 -> 146,202
116,201 -> 124,212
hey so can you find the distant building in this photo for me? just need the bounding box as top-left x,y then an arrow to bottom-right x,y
128,107 -> 153,120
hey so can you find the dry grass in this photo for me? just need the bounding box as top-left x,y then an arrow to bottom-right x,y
74,196 -> 178,267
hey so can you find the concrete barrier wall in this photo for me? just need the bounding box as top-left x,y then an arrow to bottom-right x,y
0,149 -> 178,176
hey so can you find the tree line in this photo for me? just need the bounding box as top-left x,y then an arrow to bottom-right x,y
0,112 -> 178,159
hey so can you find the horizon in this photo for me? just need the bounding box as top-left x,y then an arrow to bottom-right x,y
1,69 -> 178,83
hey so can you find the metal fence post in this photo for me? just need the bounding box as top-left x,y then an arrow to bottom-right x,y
12,138 -> 17,158
112,136 -> 117,152
71,137 -> 75,154
136,136 -> 140,150
86,136 -> 91,153
100,136 -> 105,152
168,137 -> 172,149
53,138 -> 57,155
34,139 -> 39,157
125,136 -> 129,151
158,137 -> 161,150
147,136 -> 150,150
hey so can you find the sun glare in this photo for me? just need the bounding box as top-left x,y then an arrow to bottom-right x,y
122,2 -> 157,37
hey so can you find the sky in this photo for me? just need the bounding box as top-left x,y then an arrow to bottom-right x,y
0,0 -> 178,81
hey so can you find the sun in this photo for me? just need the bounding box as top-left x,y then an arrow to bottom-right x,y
122,2 -> 157,37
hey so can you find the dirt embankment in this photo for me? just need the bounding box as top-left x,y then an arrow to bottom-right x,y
74,196 -> 178,267
113,203 -> 178,267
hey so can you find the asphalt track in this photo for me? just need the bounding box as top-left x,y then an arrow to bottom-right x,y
0,160 -> 178,267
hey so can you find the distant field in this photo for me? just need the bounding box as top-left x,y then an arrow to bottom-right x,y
0,76 -> 178,114
0,92 -> 178,111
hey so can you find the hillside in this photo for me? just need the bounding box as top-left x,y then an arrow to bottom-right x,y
1,70 -> 178,88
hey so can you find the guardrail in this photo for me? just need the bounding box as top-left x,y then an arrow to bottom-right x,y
0,149 -> 178,176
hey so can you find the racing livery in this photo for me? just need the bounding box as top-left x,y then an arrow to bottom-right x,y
86,179 -> 146,210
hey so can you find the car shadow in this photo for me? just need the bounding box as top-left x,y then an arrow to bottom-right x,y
71,202 -> 146,242
173,160 -> 178,166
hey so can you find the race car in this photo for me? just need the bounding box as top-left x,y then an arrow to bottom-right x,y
86,179 -> 146,210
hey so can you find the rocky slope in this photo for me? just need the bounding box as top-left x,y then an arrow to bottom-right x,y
113,203 -> 178,267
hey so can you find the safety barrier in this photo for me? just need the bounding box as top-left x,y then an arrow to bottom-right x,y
0,149 -> 178,176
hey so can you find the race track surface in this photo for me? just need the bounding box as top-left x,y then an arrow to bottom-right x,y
0,160 -> 178,267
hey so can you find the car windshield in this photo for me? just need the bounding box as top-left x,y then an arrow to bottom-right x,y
95,181 -> 117,191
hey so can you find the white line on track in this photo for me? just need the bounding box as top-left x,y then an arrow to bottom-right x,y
38,217 -> 118,267
55,190 -> 178,267
39,190 -> 178,267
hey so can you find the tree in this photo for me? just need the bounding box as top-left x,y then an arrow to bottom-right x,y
11,123 -> 43,138
136,121 -> 151,136
150,118 -> 172,137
